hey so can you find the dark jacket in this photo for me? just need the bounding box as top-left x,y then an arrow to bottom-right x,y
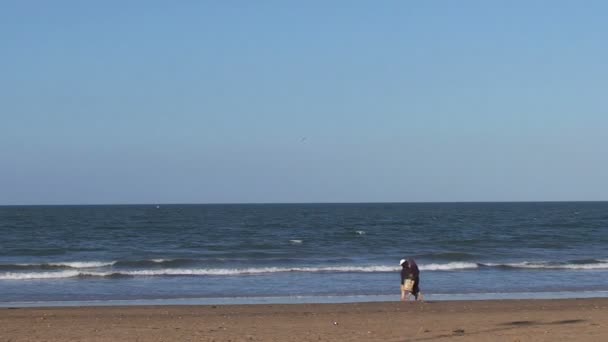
400,259 -> 420,284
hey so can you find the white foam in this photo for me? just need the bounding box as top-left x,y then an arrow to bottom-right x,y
554,263 -> 608,270
0,265 -> 398,279
504,262 -> 608,270
48,261 -> 116,268
4,260 -> 604,281
481,261 -> 608,270
355,230 -> 366,235
121,265 -> 399,276
0,271 -> 81,280
289,240 -> 303,244
419,262 -> 479,271
151,259 -> 171,263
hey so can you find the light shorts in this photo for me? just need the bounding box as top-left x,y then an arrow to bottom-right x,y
401,279 -> 415,292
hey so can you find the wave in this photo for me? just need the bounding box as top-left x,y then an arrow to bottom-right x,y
0,266 -> 396,280
481,260 -> 608,270
419,262 -> 478,271
1,259 -> 607,280
113,259 -> 193,268
0,259 -> 187,271
0,263 -> 478,280
48,261 -> 116,268
0,261 -> 116,271
0,271 -> 83,280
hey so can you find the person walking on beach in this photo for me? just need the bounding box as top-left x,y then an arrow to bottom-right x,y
400,258 -> 422,301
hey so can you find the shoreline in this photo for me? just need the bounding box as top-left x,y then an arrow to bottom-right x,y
3,290 -> 608,308
2,298 -> 608,341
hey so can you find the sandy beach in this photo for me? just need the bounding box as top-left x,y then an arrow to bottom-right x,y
1,298 -> 607,341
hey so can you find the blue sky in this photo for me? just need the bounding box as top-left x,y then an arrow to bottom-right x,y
1,1 -> 607,204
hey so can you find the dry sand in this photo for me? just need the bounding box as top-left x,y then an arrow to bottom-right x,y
1,298 -> 607,341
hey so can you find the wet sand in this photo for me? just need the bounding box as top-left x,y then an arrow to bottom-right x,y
1,298 -> 607,341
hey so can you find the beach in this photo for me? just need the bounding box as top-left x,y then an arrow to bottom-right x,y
2,298 -> 607,341
2,204 -> 607,341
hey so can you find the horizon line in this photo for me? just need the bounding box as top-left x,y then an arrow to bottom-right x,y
1,200 -> 607,207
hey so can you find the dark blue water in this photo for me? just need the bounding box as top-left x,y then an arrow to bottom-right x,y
1,202 -> 607,306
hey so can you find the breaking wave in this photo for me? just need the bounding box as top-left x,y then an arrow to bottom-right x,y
47,261 -> 116,268
481,260 -> 608,270
420,262 -> 478,271
1,259 -> 607,280
0,266 -> 397,280
0,259 -> 186,271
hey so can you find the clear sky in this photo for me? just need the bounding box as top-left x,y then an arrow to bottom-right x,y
1,1 -> 607,205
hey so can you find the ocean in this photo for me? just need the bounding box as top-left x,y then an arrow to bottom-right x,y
1,202 -> 607,307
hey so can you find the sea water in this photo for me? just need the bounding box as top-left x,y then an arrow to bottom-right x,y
1,202 -> 607,306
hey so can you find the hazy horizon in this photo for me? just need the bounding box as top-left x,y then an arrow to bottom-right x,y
2,200 -> 607,207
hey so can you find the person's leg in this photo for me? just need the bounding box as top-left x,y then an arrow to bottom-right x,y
413,278 -> 423,301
